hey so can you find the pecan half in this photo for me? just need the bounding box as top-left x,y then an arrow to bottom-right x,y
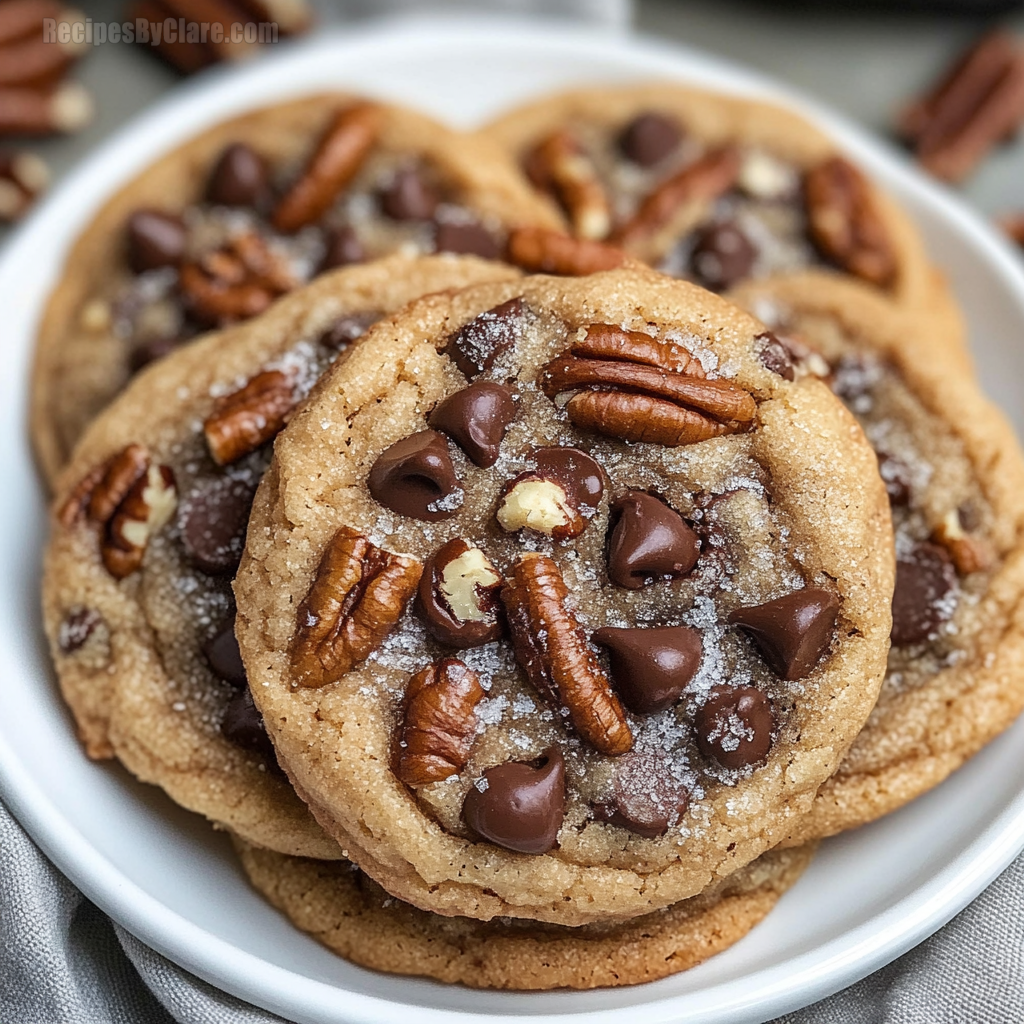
506,226 -> 625,276
526,129 -> 612,240
540,325 -> 755,447
272,102 -> 381,233
613,146 -> 741,250
291,526 -> 423,688
204,369 -> 295,466
804,157 -> 897,288
502,553 -> 632,756
395,658 -> 485,786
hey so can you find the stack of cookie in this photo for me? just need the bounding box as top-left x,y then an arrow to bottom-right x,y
34,85 -> 1024,990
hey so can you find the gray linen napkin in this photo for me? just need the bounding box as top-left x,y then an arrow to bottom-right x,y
2,795 -> 1021,1023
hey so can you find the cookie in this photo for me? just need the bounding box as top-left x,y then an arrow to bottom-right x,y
234,267 -> 893,924
483,83 -> 935,310
31,93 -> 558,488
42,254 -> 521,859
729,272 -> 1024,842
234,839 -> 815,990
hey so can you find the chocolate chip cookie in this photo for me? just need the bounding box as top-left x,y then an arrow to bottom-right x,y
42,254 -> 521,858
234,838 -> 815,989
234,267 -> 894,924
31,93 -> 558,488
730,271 -> 1024,842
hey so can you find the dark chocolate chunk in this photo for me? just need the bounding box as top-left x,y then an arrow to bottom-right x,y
416,538 -> 503,648
320,225 -> 366,270
381,167 -> 438,221
757,331 -> 795,381
592,751 -> 689,837
429,381 -> 515,468
203,615 -> 247,687
318,309 -> 380,351
178,475 -> 258,576
891,542 -> 958,646
367,429 -> 461,521
690,221 -> 756,291
592,624 -> 702,714
877,453 -> 912,506
127,210 -> 186,273
221,688 -> 280,771
618,112 -> 683,167
607,491 -> 699,589
444,298 -> 523,378
58,608 -> 103,653
129,335 -> 183,374
434,219 -> 501,260
462,747 -> 565,855
694,685 -> 774,770
206,143 -> 270,208
730,588 -> 840,680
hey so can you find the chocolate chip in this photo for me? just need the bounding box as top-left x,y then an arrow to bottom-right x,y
367,430 -> 461,521
127,210 -> 186,273
462,747 -> 565,855
592,624 -> 702,714
891,542 -> 958,646
618,112 -> 683,167
444,298 -> 523,378
381,168 -> 438,221
729,588 -> 840,680
429,382 -> 515,468
129,335 -> 182,374
694,685 -> 774,769
434,220 -> 501,260
320,225 -> 365,271
878,452 -> 912,506
592,751 -> 689,837
203,614 -> 247,687
178,475 -> 258,576
607,491 -> 699,589
58,608 -> 103,653
206,143 -> 269,208
535,447 -> 604,512
690,222 -> 756,291
757,331 -> 795,381
416,538 -> 503,648
831,352 -> 880,402
221,687 -> 279,770
318,310 -> 380,351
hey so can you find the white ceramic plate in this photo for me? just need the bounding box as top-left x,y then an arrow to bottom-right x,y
4,16 -> 1024,1024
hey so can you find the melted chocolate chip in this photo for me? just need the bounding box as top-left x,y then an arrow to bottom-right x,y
203,615 -> 247,687
367,430 -> 461,521
694,685 -> 774,769
320,225 -> 366,270
434,220 -> 501,260
318,310 -> 380,351
618,112 -> 683,167
607,491 -> 699,589
58,608 -> 103,653
757,331 -> 795,381
127,210 -> 186,273
178,475 -> 258,576
221,688 -> 280,771
381,167 -> 438,221
592,624 -> 702,714
592,751 -> 689,837
729,588 -> 840,681
877,452 -> 912,506
129,335 -> 183,374
690,222 -> 756,291
429,382 -> 515,468
206,143 -> 270,208
416,538 -> 503,648
462,747 -> 565,855
535,447 -> 604,512
444,298 -> 523,378
892,542 -> 958,646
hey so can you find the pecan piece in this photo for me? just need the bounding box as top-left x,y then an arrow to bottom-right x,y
272,103 -> 381,233
526,129 -> 612,240
613,146 -> 741,250
395,658 -> 485,786
291,526 -> 422,688
804,157 -> 896,288
203,369 -> 295,466
540,325 -> 755,447
506,226 -> 625,276
932,509 -> 995,576
502,554 -> 632,756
